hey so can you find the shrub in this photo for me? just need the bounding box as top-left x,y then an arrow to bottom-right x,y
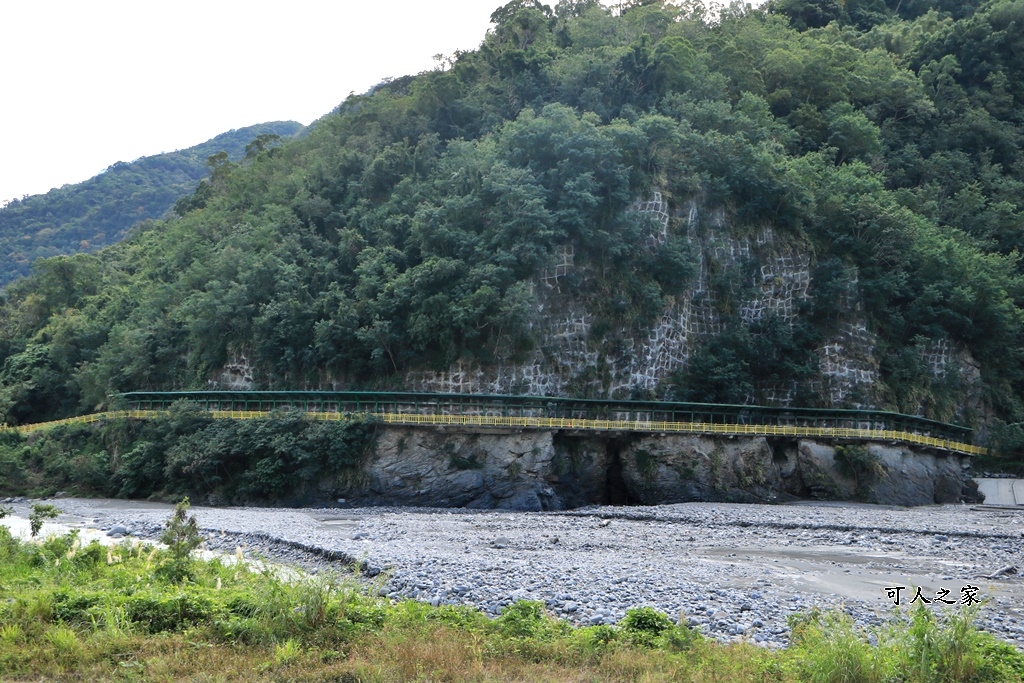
424,604 -> 488,632
620,607 -> 676,647
271,639 -> 303,667
156,497 -> 203,583
497,600 -> 567,641
49,591 -> 103,626
834,444 -> 884,479
123,592 -> 216,633
572,624 -> 619,653
44,625 -> 81,663
28,504 -> 60,537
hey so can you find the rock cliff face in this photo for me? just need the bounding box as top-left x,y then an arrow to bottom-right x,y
331,426 -> 980,510
396,193 -> 983,421
209,192 -> 986,428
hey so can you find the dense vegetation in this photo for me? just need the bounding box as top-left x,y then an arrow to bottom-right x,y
0,510 -> 1021,682
2,0 -> 1024,449
0,406 -> 377,504
0,121 -> 303,287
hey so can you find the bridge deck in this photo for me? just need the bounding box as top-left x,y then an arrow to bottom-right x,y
0,391 -> 986,456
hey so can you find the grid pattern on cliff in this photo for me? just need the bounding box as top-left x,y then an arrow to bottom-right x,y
238,197 -> 908,409
211,355 -> 256,390
744,382 -> 800,408
922,337 -> 954,378
405,298 -> 598,398
687,223 -> 813,353
739,256 -> 812,324
630,191 -> 670,248
685,241 -> 721,339
818,321 -> 879,407
408,192 -> 686,398
540,244 -> 575,292
612,304 -> 690,396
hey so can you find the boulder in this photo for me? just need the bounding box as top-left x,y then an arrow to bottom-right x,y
107,524 -> 130,538
617,435 -> 784,504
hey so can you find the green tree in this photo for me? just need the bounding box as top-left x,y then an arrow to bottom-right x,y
157,497 -> 203,583
29,503 -> 61,537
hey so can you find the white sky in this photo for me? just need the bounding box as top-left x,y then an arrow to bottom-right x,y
0,0 -> 501,206
0,1 -> 761,207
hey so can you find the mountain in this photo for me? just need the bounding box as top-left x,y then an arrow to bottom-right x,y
0,121 -> 304,287
1,0 -> 1024,455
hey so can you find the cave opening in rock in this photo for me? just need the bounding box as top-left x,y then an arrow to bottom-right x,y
769,438 -> 796,464
603,439 -> 632,505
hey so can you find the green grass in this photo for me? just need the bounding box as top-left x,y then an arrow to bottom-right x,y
0,523 -> 1021,682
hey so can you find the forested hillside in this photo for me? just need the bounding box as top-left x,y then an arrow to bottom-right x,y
2,0 -> 1023,451
0,121 -> 303,287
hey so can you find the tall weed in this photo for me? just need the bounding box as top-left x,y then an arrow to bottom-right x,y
790,602 -> 1024,683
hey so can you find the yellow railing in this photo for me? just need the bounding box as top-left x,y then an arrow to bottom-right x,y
0,409 -> 987,456
1,410 -> 151,433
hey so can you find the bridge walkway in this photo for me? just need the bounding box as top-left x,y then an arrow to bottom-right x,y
0,391 -> 986,456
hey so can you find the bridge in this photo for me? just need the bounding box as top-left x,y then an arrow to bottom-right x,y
2,390 -> 985,456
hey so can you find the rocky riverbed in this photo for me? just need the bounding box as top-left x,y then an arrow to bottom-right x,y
4,497 -> 1023,648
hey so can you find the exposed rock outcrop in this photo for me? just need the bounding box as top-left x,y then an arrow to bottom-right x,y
329,426 -> 980,510
616,435 -> 784,504
775,440 -> 983,506
352,428 -> 562,510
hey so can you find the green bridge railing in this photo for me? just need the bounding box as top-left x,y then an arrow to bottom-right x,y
114,390 -> 981,455
1,391 -> 983,456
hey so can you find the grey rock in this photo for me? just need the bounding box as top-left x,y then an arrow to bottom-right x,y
447,470 -> 485,494
466,493 -> 497,509
302,419 -> 979,509
985,565 -> 1018,579
617,436 -> 783,504
506,489 -> 542,512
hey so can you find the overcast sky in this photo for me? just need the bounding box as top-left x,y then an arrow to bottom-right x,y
0,0 -> 502,206
0,1 -> 770,208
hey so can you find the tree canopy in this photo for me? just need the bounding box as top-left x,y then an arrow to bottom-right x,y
0,122 -> 303,287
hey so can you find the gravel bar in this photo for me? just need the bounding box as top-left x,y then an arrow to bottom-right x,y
6,497 -> 1024,648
